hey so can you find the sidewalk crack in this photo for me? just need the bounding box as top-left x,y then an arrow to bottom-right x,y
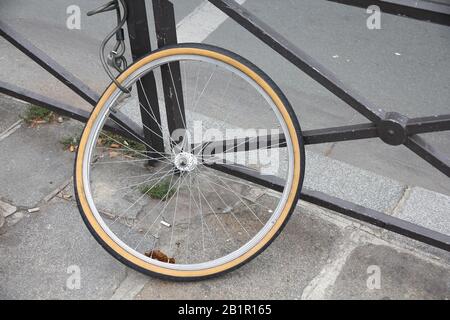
389,185 -> 412,216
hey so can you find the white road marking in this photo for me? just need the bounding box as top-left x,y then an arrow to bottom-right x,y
301,236 -> 358,300
110,271 -> 149,300
0,119 -> 22,142
176,0 -> 247,43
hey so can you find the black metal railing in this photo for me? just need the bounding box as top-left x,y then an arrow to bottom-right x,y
0,0 -> 449,250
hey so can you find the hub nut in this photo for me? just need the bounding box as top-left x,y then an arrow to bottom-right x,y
174,152 -> 197,172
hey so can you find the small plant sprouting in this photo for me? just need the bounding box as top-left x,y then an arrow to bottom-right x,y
22,105 -> 55,124
98,132 -> 147,157
60,135 -> 81,152
139,181 -> 174,200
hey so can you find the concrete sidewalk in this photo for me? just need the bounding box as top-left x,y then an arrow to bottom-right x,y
0,94 -> 448,300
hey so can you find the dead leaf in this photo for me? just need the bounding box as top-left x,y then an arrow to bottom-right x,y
110,143 -> 120,149
144,249 -> 175,264
109,151 -> 120,158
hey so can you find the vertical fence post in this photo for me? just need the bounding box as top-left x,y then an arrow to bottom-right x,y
152,0 -> 186,145
124,0 -> 164,163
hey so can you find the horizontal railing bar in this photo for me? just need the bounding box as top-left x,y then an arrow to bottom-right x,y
193,114 -> 450,155
303,123 -> 378,144
404,135 -> 450,177
301,188 -> 450,251
193,133 -> 287,155
194,123 -> 379,154
208,0 -> 385,123
207,161 -> 450,251
190,115 -> 450,154
406,114 -> 450,134
0,81 -> 145,143
326,0 -> 450,26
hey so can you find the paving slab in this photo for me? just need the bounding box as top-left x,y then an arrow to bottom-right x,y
394,187 -> 450,235
136,209 -> 346,300
110,270 -> 149,300
378,227 -> 450,262
329,138 -> 450,196
0,94 -> 27,135
0,200 -> 16,218
0,119 -> 83,207
329,244 -> 450,300
0,198 -> 127,300
303,151 -> 406,213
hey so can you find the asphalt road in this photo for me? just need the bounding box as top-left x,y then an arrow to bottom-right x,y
0,0 -> 449,194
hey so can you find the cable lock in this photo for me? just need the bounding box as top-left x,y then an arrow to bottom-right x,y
87,0 -> 130,93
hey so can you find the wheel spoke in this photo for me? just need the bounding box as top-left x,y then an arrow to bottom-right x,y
197,169 -> 265,226
111,167 -> 176,226
197,173 -> 251,238
79,50 -> 300,273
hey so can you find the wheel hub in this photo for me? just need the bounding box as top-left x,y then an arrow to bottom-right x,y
173,152 -> 197,172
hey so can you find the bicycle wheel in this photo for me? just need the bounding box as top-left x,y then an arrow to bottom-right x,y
75,43 -> 305,280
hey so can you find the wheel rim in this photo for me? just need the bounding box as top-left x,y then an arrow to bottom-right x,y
78,49 -> 300,273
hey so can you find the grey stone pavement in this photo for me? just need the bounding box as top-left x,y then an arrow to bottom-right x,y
0,0 -> 449,300
0,94 -> 448,300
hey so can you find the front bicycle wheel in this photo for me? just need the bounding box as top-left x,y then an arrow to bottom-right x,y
75,44 -> 305,280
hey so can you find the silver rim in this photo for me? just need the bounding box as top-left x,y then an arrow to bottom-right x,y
81,52 -> 295,271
